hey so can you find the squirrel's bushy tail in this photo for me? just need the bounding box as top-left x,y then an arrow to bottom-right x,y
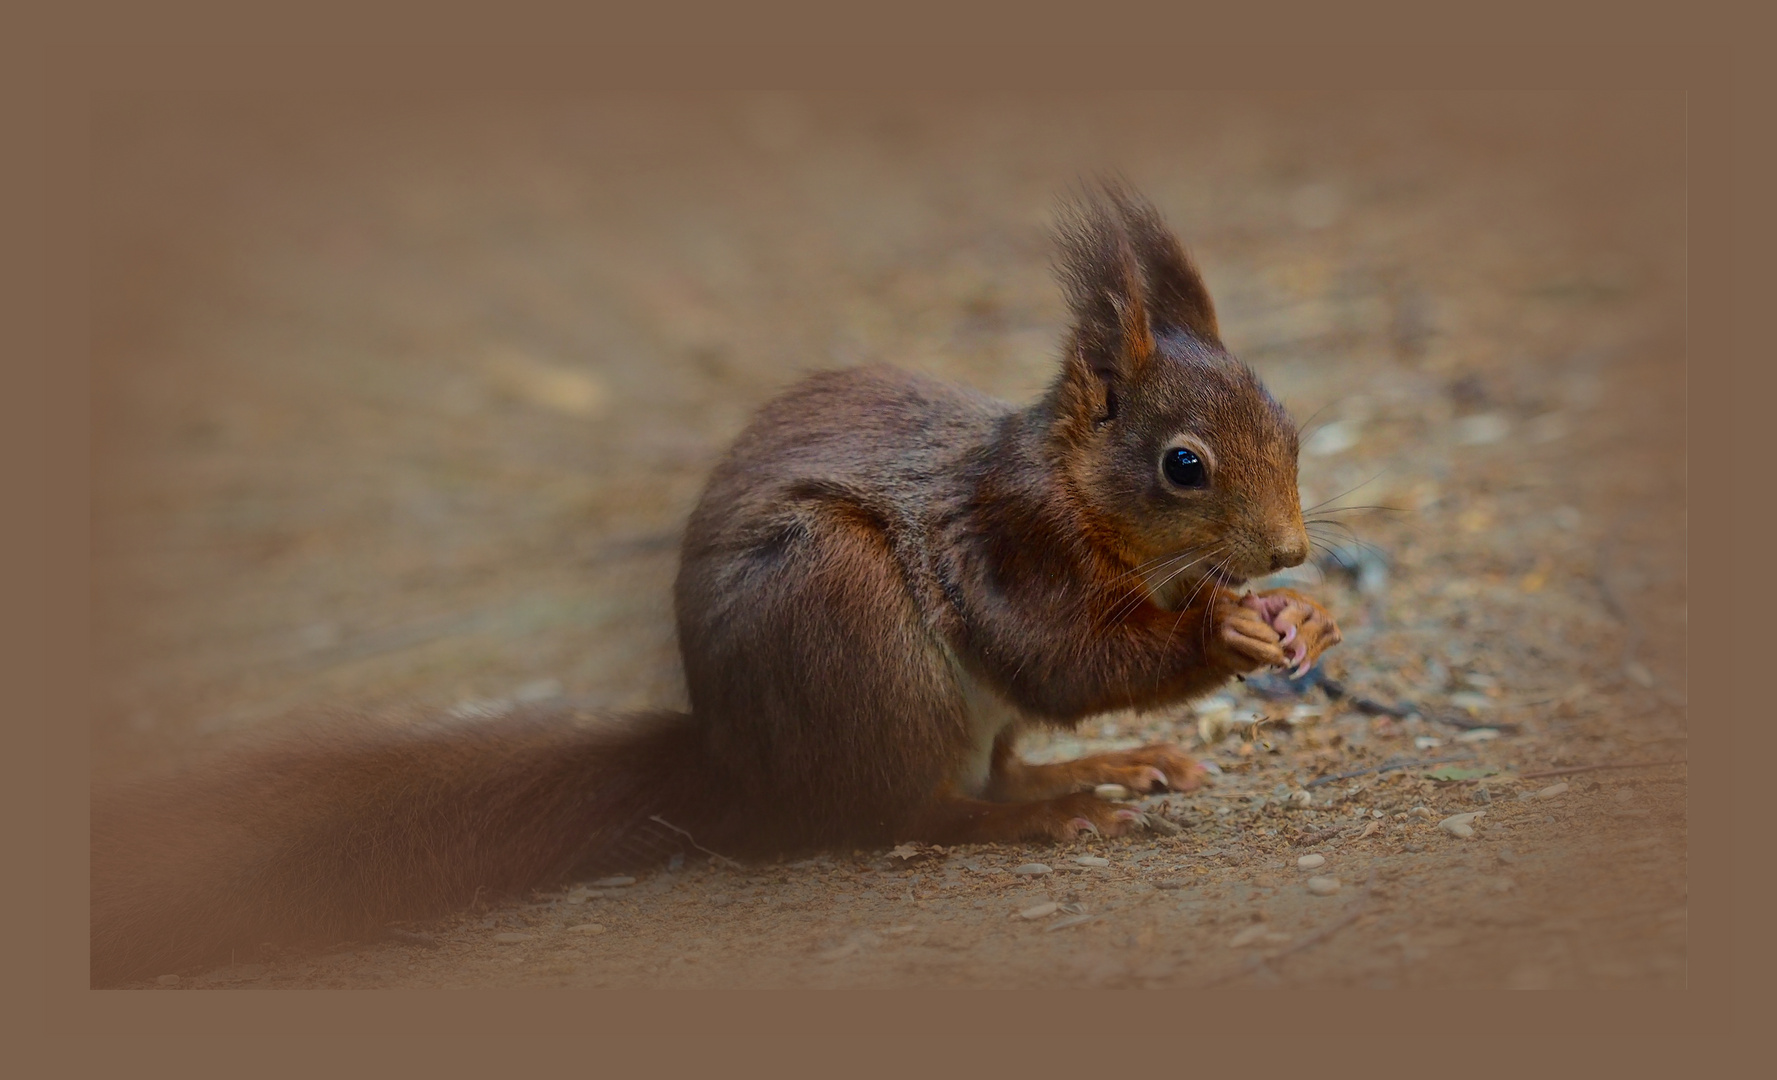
91,706 -> 728,986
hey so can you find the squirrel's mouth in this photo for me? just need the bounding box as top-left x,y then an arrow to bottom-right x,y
1144,566 -> 1251,610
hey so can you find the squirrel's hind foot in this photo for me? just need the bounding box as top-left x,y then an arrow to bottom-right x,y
910,790 -> 1150,845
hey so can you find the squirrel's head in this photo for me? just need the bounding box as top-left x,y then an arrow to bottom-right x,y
1043,181 -> 1308,602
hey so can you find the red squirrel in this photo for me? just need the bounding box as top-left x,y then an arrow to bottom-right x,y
90,182 -> 1341,985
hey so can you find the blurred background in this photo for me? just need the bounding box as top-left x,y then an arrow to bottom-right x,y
90,91 -> 1685,779
86,90 -> 1692,989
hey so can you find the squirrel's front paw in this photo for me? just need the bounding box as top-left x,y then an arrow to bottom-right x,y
1208,593 -> 1288,675
1074,744 -> 1210,794
1240,588 -> 1342,677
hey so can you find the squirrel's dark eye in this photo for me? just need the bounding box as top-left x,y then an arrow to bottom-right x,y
1162,447 -> 1207,489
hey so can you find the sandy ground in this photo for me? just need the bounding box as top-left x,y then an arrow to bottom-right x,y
90,92 -> 1688,989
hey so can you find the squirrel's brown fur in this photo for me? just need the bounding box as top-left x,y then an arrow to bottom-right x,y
90,181 -> 1341,986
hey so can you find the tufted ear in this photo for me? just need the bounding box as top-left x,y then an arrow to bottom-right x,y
1053,185 -> 1156,431
1101,179 -> 1221,346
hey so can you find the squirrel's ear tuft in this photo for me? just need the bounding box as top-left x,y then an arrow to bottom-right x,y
1051,180 -> 1222,432
1100,179 -> 1220,346
1054,183 -> 1156,426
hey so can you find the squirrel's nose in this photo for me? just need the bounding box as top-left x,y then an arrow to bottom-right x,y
1269,536 -> 1309,571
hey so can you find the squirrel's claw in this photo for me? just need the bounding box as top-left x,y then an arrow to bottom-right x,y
1279,640 -> 1311,678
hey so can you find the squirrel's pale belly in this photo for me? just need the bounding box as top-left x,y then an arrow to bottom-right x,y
945,658 -> 1031,797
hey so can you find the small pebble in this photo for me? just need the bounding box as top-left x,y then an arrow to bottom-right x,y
492,932 -> 532,944
1409,805 -> 1434,820
1537,782 -> 1570,799
1228,923 -> 1289,948
1018,902 -> 1060,920
568,923 -> 607,934
1414,736 -> 1443,750
1074,855 -> 1109,867
1288,704 -> 1326,725
1305,418 -> 1361,455
1094,783 -> 1130,800
1145,813 -> 1183,836
1306,876 -> 1341,896
1454,412 -> 1511,446
1012,863 -> 1052,876
1297,853 -> 1326,870
1454,728 -> 1502,742
592,876 -> 636,888
1289,790 -> 1313,808
1197,713 -> 1236,744
1439,811 -> 1484,838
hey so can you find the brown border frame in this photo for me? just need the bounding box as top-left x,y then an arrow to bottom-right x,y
10,8 -> 1759,1059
